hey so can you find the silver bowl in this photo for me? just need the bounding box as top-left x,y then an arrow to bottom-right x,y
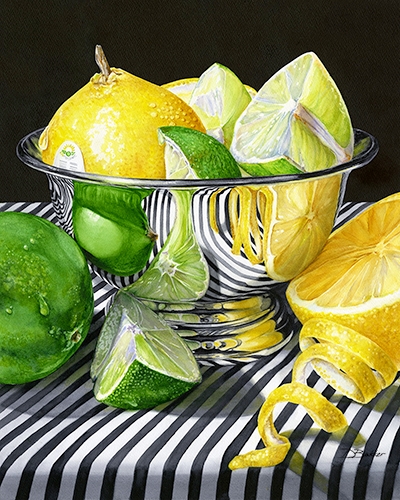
16,128 -> 378,363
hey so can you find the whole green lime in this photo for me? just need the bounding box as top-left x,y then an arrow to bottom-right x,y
0,211 -> 94,384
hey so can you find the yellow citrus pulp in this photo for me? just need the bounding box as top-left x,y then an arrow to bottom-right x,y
287,192 -> 400,367
39,46 -> 205,178
209,52 -> 353,281
230,193 -> 400,469
210,173 -> 342,281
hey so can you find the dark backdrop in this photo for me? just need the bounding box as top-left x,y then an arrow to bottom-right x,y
1,0 -> 399,202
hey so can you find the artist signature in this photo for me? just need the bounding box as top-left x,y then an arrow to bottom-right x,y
345,448 -> 386,459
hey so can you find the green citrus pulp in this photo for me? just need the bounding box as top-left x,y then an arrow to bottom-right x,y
127,188 -> 209,302
0,212 -> 94,384
230,52 -> 354,171
92,290 -> 201,410
188,62 -> 252,147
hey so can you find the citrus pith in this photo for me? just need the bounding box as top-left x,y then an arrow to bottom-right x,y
230,52 -> 353,172
188,62 -> 252,147
92,290 -> 201,410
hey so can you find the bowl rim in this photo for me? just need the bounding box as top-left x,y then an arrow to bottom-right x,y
16,127 -> 378,189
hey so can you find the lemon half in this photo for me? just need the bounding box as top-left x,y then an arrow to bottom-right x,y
287,192 -> 400,368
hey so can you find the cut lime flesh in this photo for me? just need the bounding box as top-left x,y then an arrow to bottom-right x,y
188,62 -> 252,147
230,52 -> 354,171
98,360 -> 198,410
92,290 -> 201,410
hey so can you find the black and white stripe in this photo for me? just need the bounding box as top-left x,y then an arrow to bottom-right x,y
1,201 -> 398,500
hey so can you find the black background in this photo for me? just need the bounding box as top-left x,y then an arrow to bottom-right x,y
1,0 -> 399,202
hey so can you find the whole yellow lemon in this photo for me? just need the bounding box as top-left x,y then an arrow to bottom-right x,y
39,46 -> 205,178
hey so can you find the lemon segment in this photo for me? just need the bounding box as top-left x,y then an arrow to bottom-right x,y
188,63 -> 252,147
287,192 -> 400,367
210,174 -> 342,281
230,52 -> 353,171
261,174 -> 342,281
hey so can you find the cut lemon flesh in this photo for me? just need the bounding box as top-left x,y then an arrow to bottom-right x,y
229,316 -> 396,469
230,52 -> 353,171
92,290 -> 201,410
287,192 -> 400,367
230,192 -> 400,468
260,174 -> 342,281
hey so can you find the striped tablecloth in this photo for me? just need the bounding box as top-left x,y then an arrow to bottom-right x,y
1,201 -> 400,500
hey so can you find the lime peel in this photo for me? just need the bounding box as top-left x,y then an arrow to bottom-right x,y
159,126 -> 242,180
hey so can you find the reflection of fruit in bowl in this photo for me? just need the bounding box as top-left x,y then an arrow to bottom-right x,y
18,127 -> 378,297
17,49 -> 378,296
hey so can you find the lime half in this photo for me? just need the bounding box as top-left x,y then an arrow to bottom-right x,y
92,290 -> 201,410
230,52 -> 354,172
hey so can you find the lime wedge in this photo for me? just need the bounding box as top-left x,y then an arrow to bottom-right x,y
230,52 -> 354,172
188,63 -> 252,147
127,189 -> 210,302
92,290 -> 201,410
159,126 -> 241,179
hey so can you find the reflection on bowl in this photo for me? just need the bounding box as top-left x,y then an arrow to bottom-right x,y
17,128 -> 378,362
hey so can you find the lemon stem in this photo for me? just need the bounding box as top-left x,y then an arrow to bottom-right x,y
95,45 -> 111,81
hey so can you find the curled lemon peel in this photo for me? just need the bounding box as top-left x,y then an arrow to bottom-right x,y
230,186 -> 263,263
229,381 -> 347,470
229,319 -> 397,470
211,186 -> 264,264
233,317 -> 283,352
295,319 -> 398,403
